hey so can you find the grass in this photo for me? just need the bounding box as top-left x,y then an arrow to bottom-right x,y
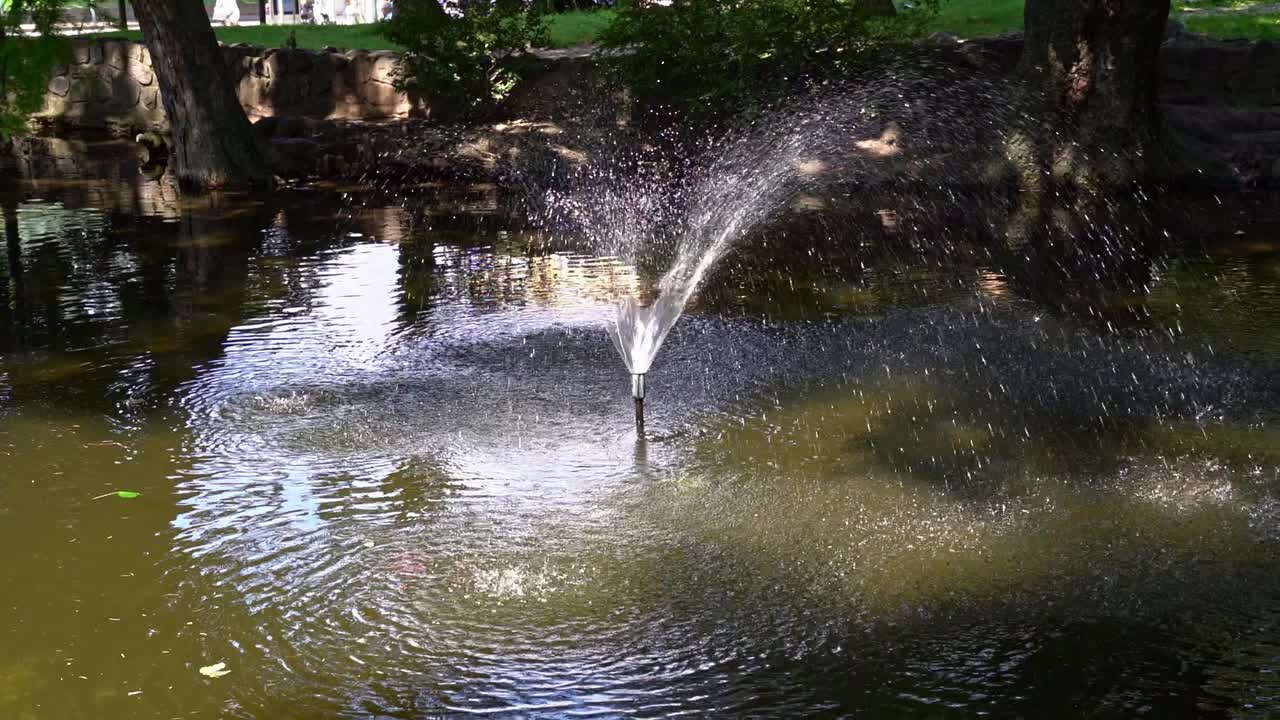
545,9 -> 615,48
1173,0 -> 1272,9
1174,0 -> 1280,39
926,0 -> 1280,39
1184,13 -> 1280,38
80,1 -> 1280,51
926,0 -> 1025,38
89,23 -> 399,50
86,12 -> 613,51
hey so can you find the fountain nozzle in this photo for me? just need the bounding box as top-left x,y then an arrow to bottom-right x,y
632,373 -> 646,432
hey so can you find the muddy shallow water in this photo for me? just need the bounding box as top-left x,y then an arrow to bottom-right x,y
1,147 -> 1279,718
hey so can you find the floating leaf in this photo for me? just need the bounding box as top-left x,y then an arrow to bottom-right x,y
92,490 -> 141,500
199,662 -> 231,678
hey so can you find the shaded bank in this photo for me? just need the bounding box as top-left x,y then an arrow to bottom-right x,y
15,35 -> 1280,189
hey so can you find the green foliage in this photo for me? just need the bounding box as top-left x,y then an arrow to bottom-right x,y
381,0 -> 549,119
599,0 -> 940,118
0,0 -> 70,139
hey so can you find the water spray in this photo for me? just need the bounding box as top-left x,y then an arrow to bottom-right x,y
632,373 -> 646,432
610,298 -> 670,436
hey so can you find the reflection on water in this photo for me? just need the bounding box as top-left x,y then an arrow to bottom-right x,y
1,165 -> 1279,718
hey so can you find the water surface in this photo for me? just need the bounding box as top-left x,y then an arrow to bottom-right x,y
1,143 -> 1279,718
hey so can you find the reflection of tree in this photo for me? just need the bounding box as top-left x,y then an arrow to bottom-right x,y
137,202 -> 261,402
997,195 -> 1162,326
0,196 -> 266,415
2,195 -> 21,340
396,229 -> 436,322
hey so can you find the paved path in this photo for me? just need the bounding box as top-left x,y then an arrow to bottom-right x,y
1177,0 -> 1280,16
18,2 -> 351,36
59,3 -> 263,24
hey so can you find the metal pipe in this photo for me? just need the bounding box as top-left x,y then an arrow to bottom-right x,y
631,373 -> 646,433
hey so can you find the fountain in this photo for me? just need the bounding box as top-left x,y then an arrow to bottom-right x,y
536,68 -> 1027,430
597,124 -> 817,430
607,296 -> 678,431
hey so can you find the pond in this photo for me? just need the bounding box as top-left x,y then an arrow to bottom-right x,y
1,140 -> 1279,718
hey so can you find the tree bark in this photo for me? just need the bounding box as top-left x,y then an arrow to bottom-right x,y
1018,0 -> 1171,184
997,1 -> 1172,285
131,0 -> 272,191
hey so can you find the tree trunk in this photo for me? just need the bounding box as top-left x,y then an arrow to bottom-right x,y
998,1 -> 1172,286
131,0 -> 272,191
118,0 -> 128,30
1018,0 -> 1171,184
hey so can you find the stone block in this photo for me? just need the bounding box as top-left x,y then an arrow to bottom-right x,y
89,42 -> 104,66
370,53 -> 399,86
360,81 -> 411,118
73,44 -> 91,65
91,76 -> 114,102
102,40 -> 129,69
347,51 -> 374,84
107,75 -> 142,111
129,63 -> 155,86
309,56 -> 338,98
237,74 -> 273,115
284,49 -> 315,74
129,43 -> 151,66
47,75 -> 70,97
41,93 -> 70,116
67,76 -> 96,103
265,51 -> 287,81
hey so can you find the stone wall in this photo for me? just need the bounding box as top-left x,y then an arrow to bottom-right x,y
35,36 -> 1280,169
942,34 -> 1280,109
1161,38 -> 1280,108
38,39 -> 414,132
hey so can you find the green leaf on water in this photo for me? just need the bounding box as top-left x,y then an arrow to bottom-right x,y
92,490 -> 141,500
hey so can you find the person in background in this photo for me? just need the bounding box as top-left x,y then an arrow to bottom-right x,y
210,0 -> 241,26
380,1 -> 394,21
